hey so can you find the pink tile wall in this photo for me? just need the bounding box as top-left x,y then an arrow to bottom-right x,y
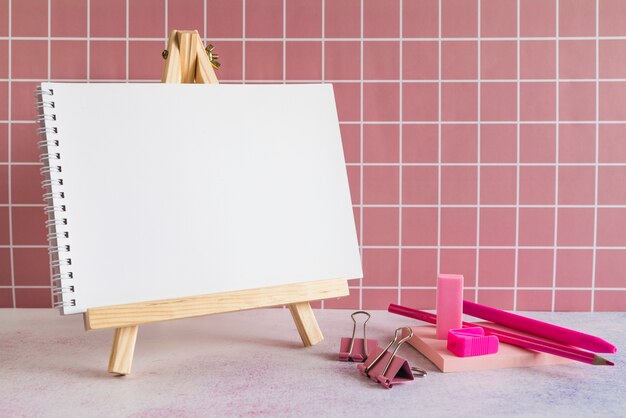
2,0 -> 626,311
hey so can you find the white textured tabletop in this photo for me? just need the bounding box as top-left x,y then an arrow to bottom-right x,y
0,308 -> 624,417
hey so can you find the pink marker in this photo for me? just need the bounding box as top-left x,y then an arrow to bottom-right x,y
436,274 -> 463,340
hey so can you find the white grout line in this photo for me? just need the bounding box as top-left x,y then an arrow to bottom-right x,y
591,0 -> 600,311
359,0 -> 364,309
10,77 -> 626,83
47,0 -> 52,306
514,0 -> 521,310
475,0 -> 481,304
242,0 -> 246,84
436,0 -> 442,289
203,0 -> 207,41
397,0 -> 403,305
321,0 -> 325,310
282,0 -> 286,83
7,0 -> 15,307
87,0 -> 90,81
7,35 -> 626,41
552,0 -> 560,311
125,0 -> 129,81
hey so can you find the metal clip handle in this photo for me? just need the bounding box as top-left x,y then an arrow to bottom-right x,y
364,327 -> 414,377
347,311 -> 371,359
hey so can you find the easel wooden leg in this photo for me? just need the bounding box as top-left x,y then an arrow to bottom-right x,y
108,325 -> 138,375
288,302 -> 324,346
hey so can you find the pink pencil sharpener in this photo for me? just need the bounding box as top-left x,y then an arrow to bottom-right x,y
447,327 -> 499,357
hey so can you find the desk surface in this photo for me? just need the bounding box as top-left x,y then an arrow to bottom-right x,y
0,309 -> 624,417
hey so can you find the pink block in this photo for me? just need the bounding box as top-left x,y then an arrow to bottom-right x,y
406,325 -> 571,372
436,274 -> 463,340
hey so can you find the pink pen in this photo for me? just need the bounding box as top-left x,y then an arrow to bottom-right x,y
388,304 -> 614,366
463,300 -> 617,354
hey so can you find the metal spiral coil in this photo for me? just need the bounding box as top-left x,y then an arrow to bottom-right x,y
52,286 -> 74,296
43,191 -> 65,201
47,231 -> 69,241
45,218 -> 67,227
40,165 -> 62,175
49,245 -> 70,255
37,87 -> 75,309
38,139 -> 59,148
44,205 -> 66,214
53,299 -> 76,308
39,152 -> 60,162
41,179 -> 63,188
51,258 -> 72,268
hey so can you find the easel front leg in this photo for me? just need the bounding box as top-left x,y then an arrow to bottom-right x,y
288,302 -> 324,346
108,325 -> 138,375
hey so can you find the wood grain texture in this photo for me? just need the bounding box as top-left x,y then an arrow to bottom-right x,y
86,278 -> 349,330
161,31 -> 182,83
194,33 -> 219,84
108,325 -> 138,375
288,302 -> 324,346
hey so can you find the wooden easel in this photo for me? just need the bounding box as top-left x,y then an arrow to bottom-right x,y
83,30 -> 349,376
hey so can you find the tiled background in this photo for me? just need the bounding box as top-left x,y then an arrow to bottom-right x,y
1,0 -> 626,311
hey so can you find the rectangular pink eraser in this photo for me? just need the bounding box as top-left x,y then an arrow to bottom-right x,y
436,274 -> 463,340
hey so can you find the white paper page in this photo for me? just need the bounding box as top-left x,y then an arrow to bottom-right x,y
41,83 -> 362,314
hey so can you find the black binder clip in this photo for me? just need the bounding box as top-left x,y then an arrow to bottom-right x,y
339,311 -> 378,362
357,327 -> 426,389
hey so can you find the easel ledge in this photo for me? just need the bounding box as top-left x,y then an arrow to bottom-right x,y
83,30 -> 352,376
84,278 -> 349,331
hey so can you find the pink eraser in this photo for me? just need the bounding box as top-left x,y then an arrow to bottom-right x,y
447,327 -> 499,357
436,274 -> 463,340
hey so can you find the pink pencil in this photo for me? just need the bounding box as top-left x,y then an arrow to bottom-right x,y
388,304 -> 614,366
463,300 -> 617,354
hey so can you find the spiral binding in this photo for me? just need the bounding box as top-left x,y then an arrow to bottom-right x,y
36,86 -> 75,309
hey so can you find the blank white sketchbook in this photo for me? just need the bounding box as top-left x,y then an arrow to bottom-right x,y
39,83 -> 362,314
